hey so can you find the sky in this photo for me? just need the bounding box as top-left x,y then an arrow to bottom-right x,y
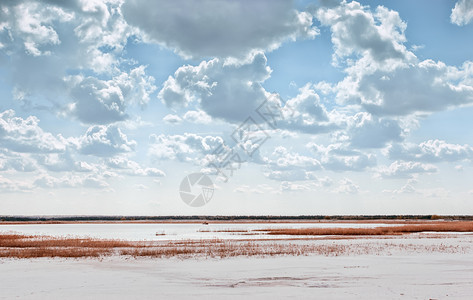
1,0 -> 473,216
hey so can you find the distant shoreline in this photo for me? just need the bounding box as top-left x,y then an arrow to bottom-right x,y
1,215 -> 472,224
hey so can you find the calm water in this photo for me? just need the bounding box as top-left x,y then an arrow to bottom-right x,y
0,222 -> 401,241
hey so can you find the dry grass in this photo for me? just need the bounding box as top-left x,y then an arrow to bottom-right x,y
257,222 -> 473,236
0,235 -> 137,248
119,241 -> 467,258
1,223 -> 471,259
0,233 -> 140,258
0,247 -> 112,258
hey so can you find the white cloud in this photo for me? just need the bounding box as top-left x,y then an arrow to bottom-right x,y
0,149 -> 37,172
262,146 -> 321,181
0,110 -> 66,153
149,133 -> 224,162
0,175 -> 33,193
1,2 -> 68,57
316,1 -> 473,117
66,67 -> 156,124
0,0 -> 132,67
384,183 -> 451,199
357,60 -> 473,116
451,0 -> 473,26
33,173 -> 110,190
106,156 -> 165,177
307,142 -> 376,171
0,0 -> 152,125
377,161 -> 437,179
336,178 -> 359,194
234,184 -> 279,194
159,52 -> 272,123
266,170 -> 317,181
183,110 -> 212,124
76,125 -> 136,157
316,1 -> 413,66
382,178 -> 418,194
158,53 -> 342,132
67,74 -> 127,124
278,84 -> 339,134
163,114 -> 182,125
123,0 -> 317,59
133,183 -> 148,191
35,151 -> 97,173
386,140 -> 473,163
343,112 -> 404,148
281,181 -> 316,192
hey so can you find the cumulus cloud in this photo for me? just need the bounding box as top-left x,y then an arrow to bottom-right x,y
280,181 -> 317,192
336,178 -> 359,194
76,125 -> 136,157
262,146 -> 321,181
33,173 -> 110,190
66,67 -> 156,124
0,0 -> 155,124
0,110 -> 66,153
377,161 -> 437,179
315,1 -> 473,117
307,142 -> 376,171
0,149 -> 37,172
343,112 -> 404,148
183,110 -> 212,124
316,1 -> 414,65
451,0 -> 473,26
262,141 -> 377,181
0,0 -> 131,69
384,180 -> 450,198
163,114 -> 182,124
35,151 -> 97,173
382,178 -> 418,194
0,1 -> 69,57
105,156 -> 165,177
0,175 -> 33,193
234,184 -> 280,194
158,53 -> 341,131
280,177 -> 333,192
278,84 -> 339,134
123,0 -> 317,59
265,146 -> 322,170
266,170 -> 317,181
357,60 -> 473,116
386,140 -> 473,162
159,52 -> 272,122
148,133 -> 224,162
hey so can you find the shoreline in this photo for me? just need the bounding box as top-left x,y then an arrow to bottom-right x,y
0,219 -> 467,225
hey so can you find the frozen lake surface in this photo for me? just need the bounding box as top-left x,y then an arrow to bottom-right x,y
1,222 -> 472,299
0,222 -> 401,241
1,249 -> 472,299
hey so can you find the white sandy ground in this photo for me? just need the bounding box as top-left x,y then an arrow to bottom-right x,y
1,236 -> 473,299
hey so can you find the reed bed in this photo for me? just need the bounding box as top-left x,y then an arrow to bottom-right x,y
257,222 -> 473,236
0,233 -> 140,258
0,232 -> 469,259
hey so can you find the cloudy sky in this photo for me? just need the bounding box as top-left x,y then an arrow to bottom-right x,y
1,0 -> 473,215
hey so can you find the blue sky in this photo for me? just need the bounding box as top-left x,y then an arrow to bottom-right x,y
1,0 -> 473,215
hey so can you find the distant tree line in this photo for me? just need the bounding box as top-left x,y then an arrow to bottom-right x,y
0,215 -> 472,222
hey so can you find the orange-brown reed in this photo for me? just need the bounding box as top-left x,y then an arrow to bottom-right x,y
257,222 -> 473,236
